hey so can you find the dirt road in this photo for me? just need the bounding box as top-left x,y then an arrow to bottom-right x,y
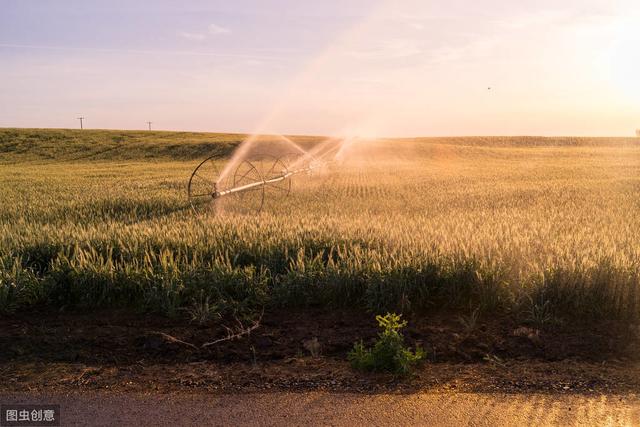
2,391 -> 639,426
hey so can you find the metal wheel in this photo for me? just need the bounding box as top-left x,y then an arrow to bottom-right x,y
229,160 -> 265,214
260,156 -> 292,197
187,155 -> 221,215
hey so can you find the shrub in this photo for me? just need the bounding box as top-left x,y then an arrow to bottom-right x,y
348,313 -> 424,376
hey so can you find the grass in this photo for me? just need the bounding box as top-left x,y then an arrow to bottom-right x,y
1,128 -> 639,322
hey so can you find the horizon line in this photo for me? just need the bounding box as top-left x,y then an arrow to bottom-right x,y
1,126 -> 639,140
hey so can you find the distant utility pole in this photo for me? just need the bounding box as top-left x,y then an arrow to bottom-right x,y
77,117 -> 85,130
147,121 -> 152,131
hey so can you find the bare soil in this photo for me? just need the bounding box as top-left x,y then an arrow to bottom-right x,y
1,309 -> 639,394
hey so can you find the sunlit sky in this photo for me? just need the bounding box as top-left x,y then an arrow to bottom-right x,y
1,0 -> 639,137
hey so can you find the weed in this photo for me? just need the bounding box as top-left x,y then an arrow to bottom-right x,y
303,337 -> 322,357
483,353 -> 506,367
185,290 -> 221,325
458,306 -> 481,337
524,294 -> 554,328
349,313 -> 425,376
0,279 -> 17,314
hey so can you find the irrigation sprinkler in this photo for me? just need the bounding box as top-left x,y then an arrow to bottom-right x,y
187,154 -> 327,215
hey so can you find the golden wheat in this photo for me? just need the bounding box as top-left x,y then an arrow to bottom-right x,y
1,131 -> 638,318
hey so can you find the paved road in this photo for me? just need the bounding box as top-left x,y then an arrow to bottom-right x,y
2,391 -> 639,426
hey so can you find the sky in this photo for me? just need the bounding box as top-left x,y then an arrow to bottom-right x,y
1,0 -> 639,137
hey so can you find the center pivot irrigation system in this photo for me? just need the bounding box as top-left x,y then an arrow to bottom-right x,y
187,147 -> 337,214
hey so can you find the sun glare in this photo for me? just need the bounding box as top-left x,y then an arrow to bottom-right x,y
608,18 -> 640,100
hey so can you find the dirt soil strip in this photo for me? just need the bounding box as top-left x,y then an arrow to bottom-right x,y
3,360 -> 640,394
1,390 -> 639,426
2,310 -> 636,366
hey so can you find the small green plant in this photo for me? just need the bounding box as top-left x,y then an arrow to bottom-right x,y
0,279 -> 17,314
348,313 -> 424,376
525,294 -> 553,328
303,337 -> 322,357
185,290 -> 221,325
457,306 -> 480,337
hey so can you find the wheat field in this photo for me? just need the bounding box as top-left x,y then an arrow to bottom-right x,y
1,129 -> 639,321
